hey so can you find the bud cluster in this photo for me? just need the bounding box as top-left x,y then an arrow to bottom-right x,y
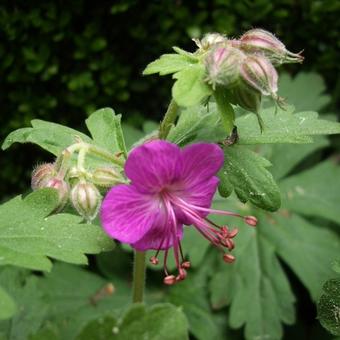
31,142 -> 126,221
199,29 -> 303,115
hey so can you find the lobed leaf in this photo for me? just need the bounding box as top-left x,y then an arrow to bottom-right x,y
278,72 -> 331,112
172,64 -> 212,107
2,121 -> 92,156
85,107 -> 127,157
219,145 -> 281,211
237,106 -> 340,145
0,189 -> 114,271
143,53 -> 197,76
0,285 -> 16,320
317,279 -> 340,336
280,161 -> 340,224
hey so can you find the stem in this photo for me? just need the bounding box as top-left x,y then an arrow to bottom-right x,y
132,250 -> 146,303
214,87 -> 235,135
159,99 -> 179,139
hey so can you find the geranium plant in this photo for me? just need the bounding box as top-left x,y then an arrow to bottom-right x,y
1,29 -> 340,340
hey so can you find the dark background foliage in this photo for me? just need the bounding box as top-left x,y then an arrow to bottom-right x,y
1,0 -> 339,196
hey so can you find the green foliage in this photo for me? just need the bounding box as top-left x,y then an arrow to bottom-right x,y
172,64 -> 212,107
143,51 -> 198,76
209,144 -> 340,340
236,106 -> 340,144
278,73 -> 331,112
85,108 -> 127,157
0,189 -> 113,272
219,145 -> 281,211
318,279 -> 340,336
2,108 -> 125,158
0,285 -> 16,320
0,263 -> 189,340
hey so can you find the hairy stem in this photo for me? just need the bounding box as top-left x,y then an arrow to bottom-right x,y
159,99 -> 179,139
132,250 -> 146,303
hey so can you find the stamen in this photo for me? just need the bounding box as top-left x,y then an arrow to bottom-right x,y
223,253 -> 236,263
181,261 -> 191,269
149,256 -> 159,265
164,275 -> 176,285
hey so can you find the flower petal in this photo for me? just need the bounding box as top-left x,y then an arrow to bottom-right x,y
175,176 -> 220,225
181,143 -> 224,188
100,184 -> 164,244
125,140 -> 182,193
132,220 -> 184,251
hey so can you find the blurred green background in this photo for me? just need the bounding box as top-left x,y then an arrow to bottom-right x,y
1,0 -> 339,197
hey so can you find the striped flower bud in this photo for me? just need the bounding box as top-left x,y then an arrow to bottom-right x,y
240,54 -> 278,99
45,178 -> 70,211
31,163 -> 57,190
92,167 -> 124,187
71,182 -> 101,221
240,28 -> 304,65
205,46 -> 245,89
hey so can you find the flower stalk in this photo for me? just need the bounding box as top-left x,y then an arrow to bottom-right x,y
132,250 -> 146,303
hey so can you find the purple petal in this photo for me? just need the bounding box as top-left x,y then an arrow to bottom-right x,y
175,176 -> 220,225
132,221 -> 184,251
100,184 -> 164,244
124,140 -> 183,193
181,143 -> 224,187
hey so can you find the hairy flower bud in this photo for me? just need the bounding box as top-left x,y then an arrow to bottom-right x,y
45,178 -> 70,211
71,182 -> 101,221
31,163 -> 57,190
194,33 -> 226,50
240,28 -> 304,65
240,54 -> 278,99
205,47 -> 245,89
233,86 -> 265,131
91,167 -> 123,187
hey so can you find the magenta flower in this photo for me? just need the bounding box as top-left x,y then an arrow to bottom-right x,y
100,140 -> 256,284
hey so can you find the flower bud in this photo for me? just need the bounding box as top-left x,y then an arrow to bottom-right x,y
91,167 -> 123,187
240,28 -> 303,65
31,163 -> 57,190
194,33 -> 226,50
233,85 -> 261,113
205,46 -> 245,89
240,54 -> 278,99
233,86 -> 264,131
71,182 -> 101,221
45,178 -> 70,211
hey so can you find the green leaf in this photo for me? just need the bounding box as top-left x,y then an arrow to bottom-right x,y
114,303 -> 189,340
262,212 -> 340,299
278,72 -> 331,111
167,105 -> 225,146
264,136 -> 329,180
209,205 -> 296,340
85,107 -> 127,157
0,267 -> 48,340
210,189 -> 340,340
219,145 -> 281,211
37,263 -> 129,340
237,106 -> 340,145
0,285 -> 16,320
317,279 -> 340,336
143,53 -> 197,76
168,277 -> 223,340
0,189 -> 113,271
172,64 -> 212,107
280,161 -> 340,224
2,120 -> 92,155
